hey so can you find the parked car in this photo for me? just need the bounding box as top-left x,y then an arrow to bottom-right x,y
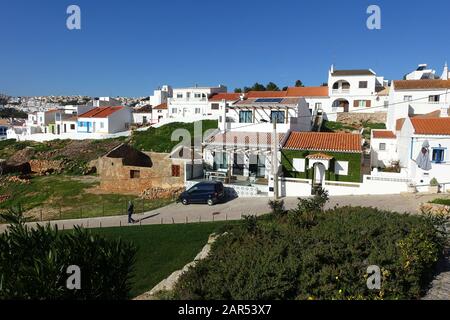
179,181 -> 225,206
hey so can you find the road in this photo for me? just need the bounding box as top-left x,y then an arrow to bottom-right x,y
0,193 -> 446,233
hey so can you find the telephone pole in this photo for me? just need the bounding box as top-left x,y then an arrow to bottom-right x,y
272,118 -> 279,200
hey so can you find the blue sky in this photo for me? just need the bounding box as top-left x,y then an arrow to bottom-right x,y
1,0 -> 449,97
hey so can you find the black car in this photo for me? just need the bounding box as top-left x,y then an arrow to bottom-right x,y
179,181 -> 225,206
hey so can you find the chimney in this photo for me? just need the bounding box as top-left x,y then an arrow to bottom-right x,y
442,62 -> 449,80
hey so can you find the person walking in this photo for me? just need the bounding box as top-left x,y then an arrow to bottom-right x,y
127,200 -> 135,224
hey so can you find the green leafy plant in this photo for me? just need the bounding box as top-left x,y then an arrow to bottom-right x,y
430,178 -> 439,187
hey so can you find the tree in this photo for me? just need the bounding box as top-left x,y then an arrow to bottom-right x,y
251,83 -> 266,91
282,86 -> 288,91
234,88 -> 243,93
294,80 -> 304,87
266,82 -> 280,91
0,93 -> 10,106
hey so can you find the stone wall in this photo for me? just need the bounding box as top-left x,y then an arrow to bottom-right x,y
29,159 -> 65,175
337,112 -> 387,124
97,152 -> 186,195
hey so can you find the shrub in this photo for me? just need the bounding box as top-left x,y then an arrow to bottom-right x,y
0,211 -> 136,299
430,178 -> 439,187
174,205 -> 445,300
268,199 -> 286,218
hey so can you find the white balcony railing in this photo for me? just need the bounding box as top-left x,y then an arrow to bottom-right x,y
332,89 -> 350,94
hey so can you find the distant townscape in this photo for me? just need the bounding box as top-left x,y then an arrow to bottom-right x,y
1,63 -> 450,199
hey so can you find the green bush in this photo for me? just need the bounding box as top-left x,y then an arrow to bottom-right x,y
174,205 -> 445,300
0,214 -> 136,300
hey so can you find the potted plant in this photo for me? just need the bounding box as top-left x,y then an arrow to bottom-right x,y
407,182 -> 417,193
429,178 -> 440,194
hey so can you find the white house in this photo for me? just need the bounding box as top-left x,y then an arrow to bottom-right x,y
207,92 -> 242,116
386,79 -> 450,131
77,106 -> 132,134
150,103 -> 168,124
132,105 -> 152,125
219,94 -> 312,133
405,64 -> 440,80
370,130 -> 398,168
285,86 -> 331,120
328,66 -> 388,114
372,117 -> 450,191
149,85 -> 172,106
167,85 -> 227,119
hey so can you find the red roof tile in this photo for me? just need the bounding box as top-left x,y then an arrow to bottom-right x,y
283,132 -> 362,153
286,86 -> 329,97
393,80 -> 450,90
372,130 -> 396,139
209,93 -> 242,102
246,91 -> 287,98
410,117 -> 450,135
153,103 -> 167,110
79,106 -> 124,118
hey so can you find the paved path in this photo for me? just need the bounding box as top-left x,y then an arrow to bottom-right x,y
423,247 -> 450,300
0,193 -> 445,233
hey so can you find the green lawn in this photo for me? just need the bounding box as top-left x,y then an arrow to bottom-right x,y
89,221 -> 236,297
0,175 -> 172,221
131,120 -> 218,153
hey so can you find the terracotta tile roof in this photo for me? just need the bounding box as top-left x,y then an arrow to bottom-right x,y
393,79 -> 450,90
246,91 -> 287,98
306,153 -> 334,160
286,86 -> 329,97
396,118 -> 405,131
332,69 -> 374,76
153,103 -> 167,110
79,106 -> 124,118
233,97 -> 301,106
372,130 -> 396,139
134,105 -> 152,113
283,132 -> 362,153
205,131 -> 285,148
410,117 -> 450,135
209,93 -> 242,102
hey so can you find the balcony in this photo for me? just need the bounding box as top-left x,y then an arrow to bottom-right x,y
332,89 -> 350,94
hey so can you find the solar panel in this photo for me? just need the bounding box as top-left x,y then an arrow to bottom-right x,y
254,98 -> 283,103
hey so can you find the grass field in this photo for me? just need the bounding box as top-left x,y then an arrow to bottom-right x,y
89,221 -> 236,297
131,120 -> 218,153
430,198 -> 450,206
0,175 -> 172,221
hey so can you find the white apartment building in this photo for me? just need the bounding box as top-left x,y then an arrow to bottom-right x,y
167,85 -> 227,119
328,66 -> 388,114
150,85 -> 172,106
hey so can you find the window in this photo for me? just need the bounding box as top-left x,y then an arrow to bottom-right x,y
176,93 -> 183,98
429,95 -> 440,103
195,108 -> 201,114
315,102 -> 322,110
70,124 -> 75,130
100,122 -> 104,129
293,158 -> 306,173
211,103 -> 219,110
171,108 -> 177,114
142,116 -> 147,124
334,161 -> 349,176
130,170 -> 140,179
404,95 -> 413,102
359,81 -> 368,89
358,100 -> 366,107
384,101 -> 389,108
432,148 -> 445,163
239,110 -> 253,123
214,152 -> 227,170
194,93 -> 201,98
270,111 -> 285,124
171,165 -> 181,177
379,143 -> 386,151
